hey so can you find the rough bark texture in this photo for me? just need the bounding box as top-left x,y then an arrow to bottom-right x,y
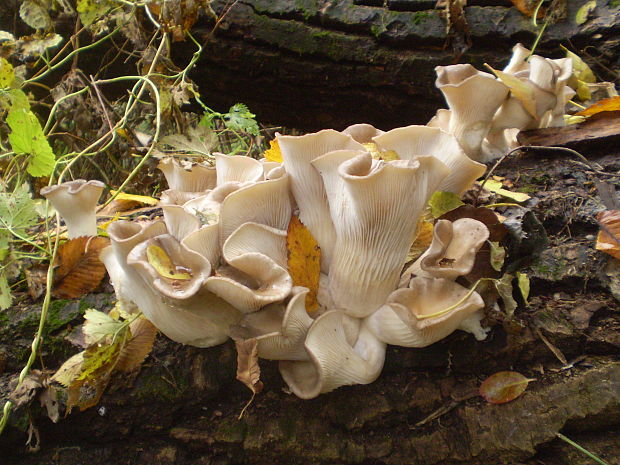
187,0 -> 620,131
2,147 -> 620,464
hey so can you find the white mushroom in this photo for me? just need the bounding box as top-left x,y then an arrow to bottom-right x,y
40,180 -> 105,238
214,153 -> 264,185
277,129 -> 365,272
314,151 -> 449,318
364,276 -> 487,347
157,157 -> 216,192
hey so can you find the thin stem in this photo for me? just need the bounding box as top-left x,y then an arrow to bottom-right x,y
556,433 -> 609,465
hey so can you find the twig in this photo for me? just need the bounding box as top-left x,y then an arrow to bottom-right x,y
556,433 -> 610,465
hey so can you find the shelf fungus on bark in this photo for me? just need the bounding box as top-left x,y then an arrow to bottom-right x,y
40,180 -> 105,238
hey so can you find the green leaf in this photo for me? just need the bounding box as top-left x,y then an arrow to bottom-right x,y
225,103 -> 260,136
19,0 -> 52,30
77,0 -> 115,26
83,308 -> 125,345
483,180 -> 531,203
7,107 -> 55,177
575,0 -> 596,24
7,89 -> 30,111
18,33 -> 62,58
0,58 -> 15,88
495,274 -> 517,317
0,183 -> 39,237
561,46 -> 596,83
489,241 -> 506,272
428,191 -> 465,218
0,269 -> 12,309
516,271 -> 530,304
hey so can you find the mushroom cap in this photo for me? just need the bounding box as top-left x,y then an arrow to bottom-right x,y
157,157 -> 216,192
342,123 -> 385,144
214,153 -> 264,185
40,180 -> 105,238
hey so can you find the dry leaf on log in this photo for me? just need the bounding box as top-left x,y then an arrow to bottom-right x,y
287,216 -> 321,313
479,371 -> 534,404
52,236 -> 110,299
116,317 -> 158,372
235,338 -> 263,396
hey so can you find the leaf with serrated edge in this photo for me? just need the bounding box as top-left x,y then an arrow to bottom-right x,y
263,139 -> 282,163
53,237 -> 110,299
51,352 -> 85,387
287,216 -> 321,313
0,57 -> 15,87
116,317 -> 158,372
83,308 -> 125,345
480,371 -> 534,404
7,108 -> 55,177
19,0 -> 52,30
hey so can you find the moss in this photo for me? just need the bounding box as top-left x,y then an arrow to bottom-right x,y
131,366 -> 191,403
412,11 -> 431,24
214,417 -> 246,443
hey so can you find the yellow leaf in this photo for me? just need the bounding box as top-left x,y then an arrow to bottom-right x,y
362,142 -> 400,161
286,216 -> 321,313
483,179 -> 531,203
576,96 -> 620,117
564,115 -> 587,125
488,66 -> 537,118
0,57 -> 15,88
407,218 -> 434,262
146,244 -> 192,280
561,46 -> 596,84
110,190 -> 158,206
428,191 -> 465,218
263,139 -> 282,163
576,80 -> 591,101
575,0 -> 596,25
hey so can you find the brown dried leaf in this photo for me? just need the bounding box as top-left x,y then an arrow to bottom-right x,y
596,210 -> 620,259
235,338 -> 263,395
576,96 -> 620,117
53,236 -> 110,299
479,371 -> 534,404
116,317 -> 158,372
287,216 -> 321,313
39,386 -> 60,423
24,264 -> 47,300
510,0 -> 546,18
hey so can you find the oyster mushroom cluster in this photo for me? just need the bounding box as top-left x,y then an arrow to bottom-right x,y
431,43 -> 574,162
41,45 -> 579,399
87,124 -> 492,399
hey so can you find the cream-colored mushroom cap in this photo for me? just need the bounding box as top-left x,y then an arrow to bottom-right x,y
279,310 -> 386,399
40,180 -> 105,238
342,123 -> 385,144
365,277 -> 487,347
158,157 -> 216,192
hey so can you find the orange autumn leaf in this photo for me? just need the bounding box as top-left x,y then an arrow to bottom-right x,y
263,139 -> 283,163
596,210 -> 620,259
480,371 -> 534,404
53,236 -> 110,299
510,0 -> 546,18
576,96 -> 620,117
286,216 -> 321,313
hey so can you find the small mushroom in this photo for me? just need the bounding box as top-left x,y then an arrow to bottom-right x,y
158,157 -> 216,192
214,153 -> 264,185
40,180 -> 105,238
364,276 -> 487,347
342,123 -> 385,144
279,310 -> 386,399
400,218 -> 489,284
435,64 -> 509,160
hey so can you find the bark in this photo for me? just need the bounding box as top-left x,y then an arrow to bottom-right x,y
185,0 -> 620,131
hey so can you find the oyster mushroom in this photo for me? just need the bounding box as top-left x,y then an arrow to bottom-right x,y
364,276 -> 487,347
41,180 -> 105,238
158,157 -> 216,192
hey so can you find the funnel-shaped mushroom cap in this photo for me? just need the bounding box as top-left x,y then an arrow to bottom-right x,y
373,125 -> 486,195
435,64 -> 509,160
127,234 -> 212,302
205,252 -> 292,313
218,168 -> 291,246
503,43 -> 531,74
181,224 -> 220,268
223,222 -> 288,269
279,310 -> 386,399
157,158 -> 216,192
277,129 -> 366,272
159,189 -> 202,206
342,123 -> 385,144
101,220 -> 167,307
401,218 -> 489,284
239,287 -> 315,361
259,158 -> 282,179
427,109 -> 452,131
41,180 -> 105,238
316,152 -> 449,318
214,153 -> 264,185
364,277 -> 486,347
161,205 -> 201,242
